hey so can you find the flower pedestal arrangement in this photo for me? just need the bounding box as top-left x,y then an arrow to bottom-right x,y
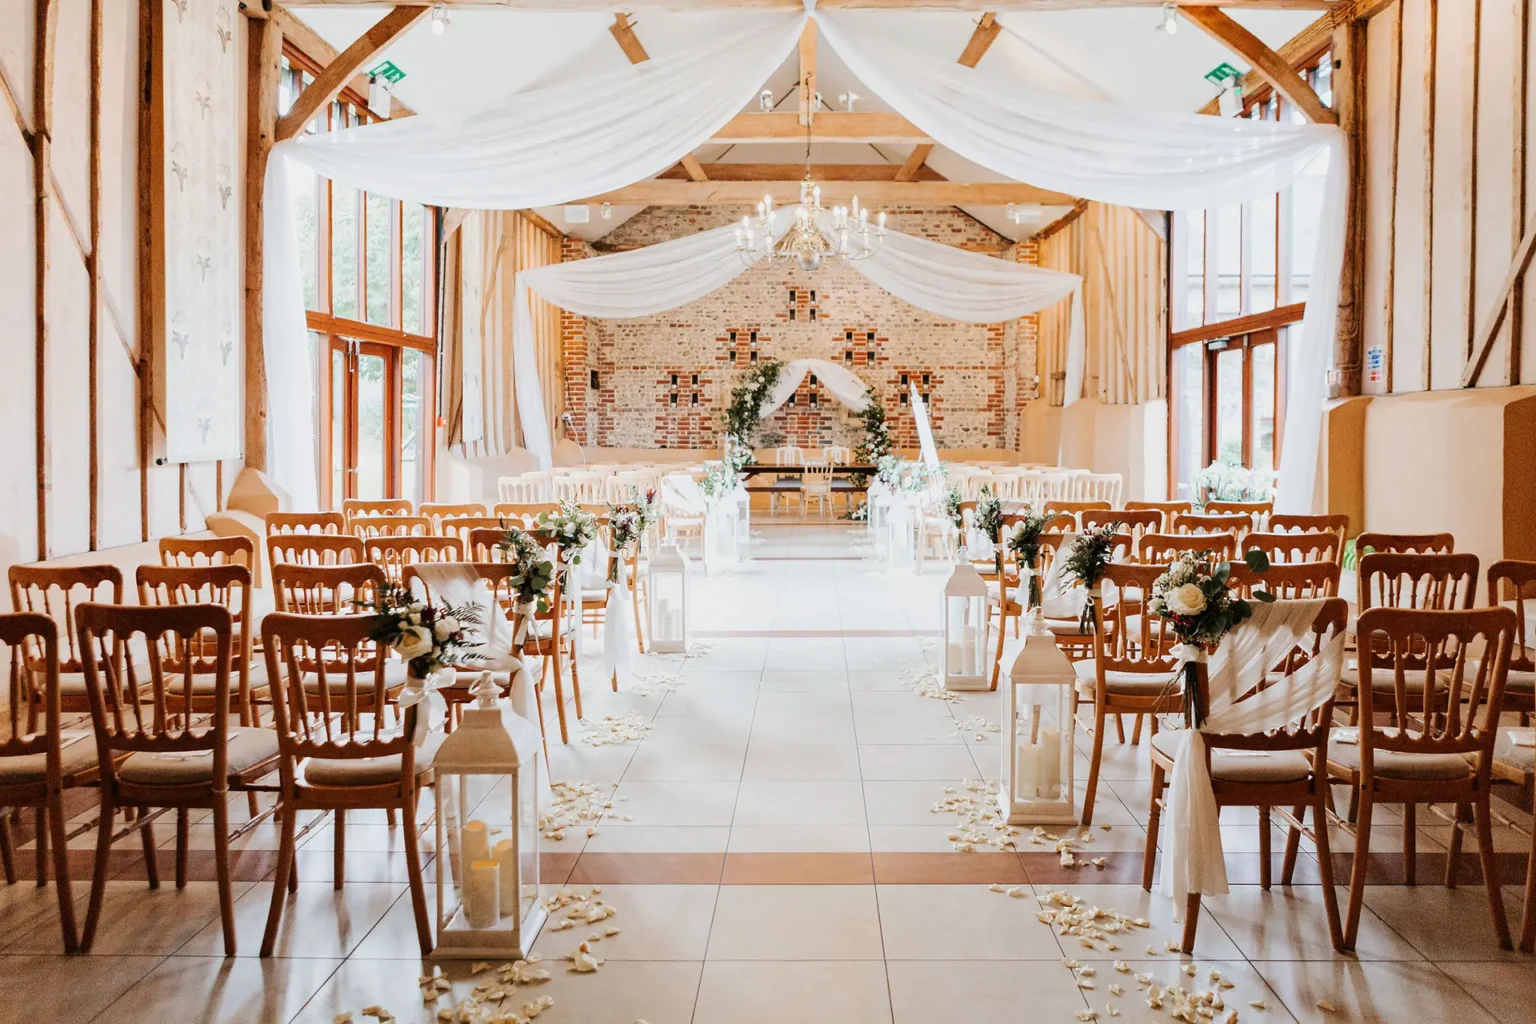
941,562 -> 990,691
999,615 -> 1078,825
432,678 -> 546,960
647,542 -> 690,654
887,498 -> 919,576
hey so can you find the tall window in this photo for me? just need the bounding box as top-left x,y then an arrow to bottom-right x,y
1167,53 -> 1331,500
279,50 -> 437,509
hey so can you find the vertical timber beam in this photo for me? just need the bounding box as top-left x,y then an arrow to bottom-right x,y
88,0 -> 102,549
799,18 -> 817,127
1331,15 -> 1366,397
32,0 -> 59,558
245,16 -> 282,473
138,0 -> 162,542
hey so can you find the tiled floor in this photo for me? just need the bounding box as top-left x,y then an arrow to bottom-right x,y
3,520 -> 1533,1022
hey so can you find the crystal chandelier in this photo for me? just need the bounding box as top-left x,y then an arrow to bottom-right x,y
734,98 -> 887,273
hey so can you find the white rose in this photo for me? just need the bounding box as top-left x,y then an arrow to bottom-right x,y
394,624 -> 434,661
1164,583 -> 1208,617
433,615 -> 461,640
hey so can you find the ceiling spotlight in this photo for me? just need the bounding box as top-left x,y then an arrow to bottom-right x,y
838,91 -> 860,112
759,89 -> 774,112
430,3 -> 449,35
601,202 -> 613,220
1157,2 -> 1177,35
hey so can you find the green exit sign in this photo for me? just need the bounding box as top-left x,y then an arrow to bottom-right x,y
1204,61 -> 1243,86
367,60 -> 407,84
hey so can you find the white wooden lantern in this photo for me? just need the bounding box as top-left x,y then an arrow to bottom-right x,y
888,497 -> 918,575
705,500 -> 736,570
432,681 -> 546,959
647,541 -> 689,653
999,618 -> 1078,824
869,490 -> 890,560
733,486 -> 752,562
941,561 -> 990,690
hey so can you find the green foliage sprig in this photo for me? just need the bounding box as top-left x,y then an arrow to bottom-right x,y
723,360 -> 784,446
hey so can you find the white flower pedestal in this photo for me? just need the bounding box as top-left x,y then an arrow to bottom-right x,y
941,561 -> 990,690
999,614 -> 1078,825
868,488 -> 891,561
888,498 -> 919,576
703,502 -> 737,574
432,681 -> 546,960
647,541 -> 689,654
732,485 -> 752,562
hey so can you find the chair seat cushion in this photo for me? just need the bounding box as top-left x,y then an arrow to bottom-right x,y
1493,735 -> 1534,775
1150,730 -> 1312,783
770,479 -> 803,492
1341,661 -> 1428,693
1043,617 -> 1088,637
118,727 -> 280,786
1072,660 -> 1180,695
302,732 -> 443,788
54,659 -> 153,698
0,733 -> 98,785
1327,735 -> 1472,781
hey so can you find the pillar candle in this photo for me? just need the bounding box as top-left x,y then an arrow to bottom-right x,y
1014,737 -> 1040,798
465,859 -> 500,929
946,643 -> 964,676
961,625 -> 977,675
461,819 -> 491,866
494,838 -> 518,917
1039,727 -> 1062,799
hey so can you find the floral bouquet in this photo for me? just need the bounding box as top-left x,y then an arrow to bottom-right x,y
1148,548 -> 1272,727
497,523 -> 558,614
537,500 -> 598,567
640,487 -> 662,532
942,487 -> 964,532
699,461 -> 740,505
974,486 -> 1004,572
1005,506 -> 1052,607
1060,520 -> 1124,632
356,580 -> 485,680
606,502 -> 645,582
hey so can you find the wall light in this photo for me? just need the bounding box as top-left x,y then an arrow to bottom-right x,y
430,3 -> 450,36
1157,2 -> 1177,35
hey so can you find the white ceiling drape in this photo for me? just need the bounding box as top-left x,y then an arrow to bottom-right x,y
817,10 -> 1346,512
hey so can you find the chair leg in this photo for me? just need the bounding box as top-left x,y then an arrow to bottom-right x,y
175,808 -> 189,890
1180,892 -> 1202,954
1082,704 -> 1109,827
0,815 -> 14,884
1311,791 -> 1346,952
46,797 -> 78,953
260,796 -> 298,957
1130,714 -> 1144,745
400,791 -> 434,957
1520,814 -> 1535,953
1281,803 -> 1306,885
551,643 -> 570,744
1341,787 -> 1373,951
139,811 -> 160,890
1142,763 -> 1164,891
34,806 -> 47,888
989,610 -> 1007,691
80,792 -> 117,953
568,637 -> 584,720
1402,802 -> 1416,886
1473,793 -> 1513,950
1445,800 -> 1470,888
211,797 -> 236,956
333,808 -> 346,890
1114,714 -> 1126,744
1258,806 -> 1272,890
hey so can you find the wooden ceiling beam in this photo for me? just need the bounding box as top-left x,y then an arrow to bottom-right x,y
956,11 -> 1001,67
894,144 -> 935,181
284,2 -> 1342,11
275,5 -> 429,142
798,18 -> 817,126
574,179 -> 1076,205
608,13 -> 709,182
657,161 -> 947,180
1179,6 -> 1338,124
712,111 -> 928,143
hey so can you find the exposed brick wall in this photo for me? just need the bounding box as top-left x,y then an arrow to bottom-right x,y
564,205 -> 1040,451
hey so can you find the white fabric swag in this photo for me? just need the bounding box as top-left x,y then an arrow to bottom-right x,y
816,11 -> 1347,513
515,208 -> 1082,465
760,358 -> 872,416
1159,599 -> 1345,916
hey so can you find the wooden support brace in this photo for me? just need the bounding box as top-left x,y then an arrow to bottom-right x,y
1179,6 -> 1338,125
275,5 -> 428,142
1462,213 -> 1536,387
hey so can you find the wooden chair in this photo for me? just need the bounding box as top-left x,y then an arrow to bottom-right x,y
341,498 -> 413,519
1083,508 -> 1160,543
1486,561 -> 1536,723
1269,513 -> 1349,546
136,564 -> 266,730
8,565 -> 134,727
437,515 -> 505,549
1355,531 -> 1455,555
1138,532 -> 1237,564
1143,598 -> 1349,953
1228,560 -> 1341,599
419,502 -> 487,531
265,511 -> 345,536
271,562 -> 389,617
77,602 -> 280,955
0,613 -> 96,951
491,502 -> 560,527
498,473 -> 549,505
1125,500 -> 1192,530
1044,500 -> 1111,524
801,462 -> 835,519
1205,500 -> 1273,531
266,533 -> 365,568
360,534 -> 464,583
1244,530 -> 1342,566
1329,606 -> 1518,950
258,612 -> 433,957
160,535 -> 255,571
1078,562 -> 1184,825
1488,729 -> 1535,951
1172,512 -> 1252,539
350,515 -> 431,539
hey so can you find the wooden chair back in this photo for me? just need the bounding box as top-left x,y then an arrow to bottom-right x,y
419,502 -> 487,531
1356,531 -> 1455,555
1173,512 -> 1252,537
492,502 -> 559,526
271,563 -> 388,616
1358,552 -> 1479,612
350,515 -> 431,539
0,613 -> 63,772
77,602 -> 235,775
261,612 -> 414,772
341,499 -> 413,519
1125,500 -> 1192,530
1094,562 -> 1179,671
1138,532 -> 1237,564
1044,500 -> 1111,521
773,446 -> 804,467
265,511 -> 345,536
136,563 -> 254,659
1269,512 -> 1349,540
1228,560 -> 1341,599
1041,511 -> 1078,535
498,474 -> 549,505
1083,508 -> 1160,542
465,525 -> 561,563
1487,560 -> 1536,675
437,515 -> 505,547
360,534 -> 464,582
266,533 -> 365,568
8,564 -> 124,676
1205,500 -> 1274,518
1244,530 -> 1343,566
159,535 -> 255,571
1355,606 -> 1517,748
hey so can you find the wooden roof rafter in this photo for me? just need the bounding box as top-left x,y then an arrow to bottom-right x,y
1178,5 -> 1337,124
275,4 -> 430,142
283,1 -> 1344,10
574,179 -> 1076,205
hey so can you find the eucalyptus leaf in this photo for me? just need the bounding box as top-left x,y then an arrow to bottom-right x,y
1243,549 -> 1271,573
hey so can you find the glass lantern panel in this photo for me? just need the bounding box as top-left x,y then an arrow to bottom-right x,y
1011,683 -> 1070,801
945,595 -> 983,678
517,767 -> 540,923
652,573 -> 684,642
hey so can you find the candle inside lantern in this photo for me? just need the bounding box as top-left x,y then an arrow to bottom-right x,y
1038,726 -> 1062,798
494,838 -> 518,917
461,819 -> 491,865
465,859 -> 500,928
1014,733 -> 1040,797
961,625 -> 977,675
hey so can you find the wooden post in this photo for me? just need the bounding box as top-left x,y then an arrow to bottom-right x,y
88,0 -> 102,550
245,17 -> 282,473
1330,16 -> 1366,397
32,0 -> 59,559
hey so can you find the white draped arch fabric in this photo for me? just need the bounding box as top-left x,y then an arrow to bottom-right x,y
760,359 -> 874,416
